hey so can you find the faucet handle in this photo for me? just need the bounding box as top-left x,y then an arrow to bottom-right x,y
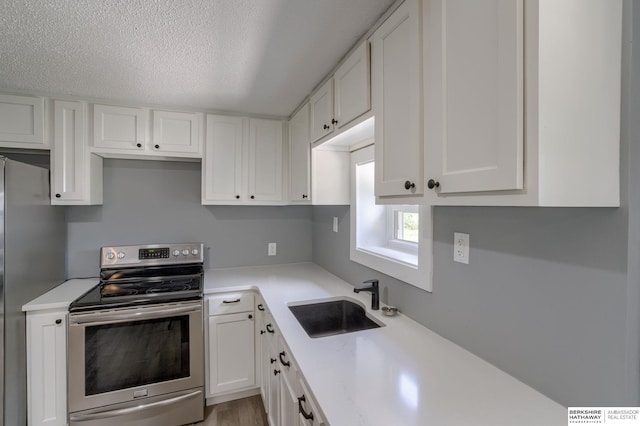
363,279 -> 379,287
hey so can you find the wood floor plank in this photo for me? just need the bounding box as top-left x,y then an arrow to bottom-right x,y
196,395 -> 268,426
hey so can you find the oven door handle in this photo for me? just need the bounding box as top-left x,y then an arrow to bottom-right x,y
69,304 -> 202,325
69,389 -> 202,422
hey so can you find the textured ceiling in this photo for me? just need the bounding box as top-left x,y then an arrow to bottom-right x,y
0,0 -> 395,117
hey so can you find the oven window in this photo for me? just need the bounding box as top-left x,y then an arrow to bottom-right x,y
84,315 -> 190,395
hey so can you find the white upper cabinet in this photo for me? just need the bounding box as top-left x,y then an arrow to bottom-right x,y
371,0 -> 423,199
424,0 -> 523,194
288,103 -> 311,203
310,41 -> 371,144
93,104 -> 146,152
248,118 -> 284,202
0,94 -> 46,149
334,41 -> 371,130
51,100 -> 102,205
203,115 -> 285,205
310,79 -> 334,143
423,0 -> 622,207
152,110 -> 201,155
202,115 -> 244,203
93,104 -> 202,159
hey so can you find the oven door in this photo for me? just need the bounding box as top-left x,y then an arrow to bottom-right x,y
68,301 -> 203,415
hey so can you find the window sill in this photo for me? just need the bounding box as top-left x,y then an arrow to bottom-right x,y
357,245 -> 418,267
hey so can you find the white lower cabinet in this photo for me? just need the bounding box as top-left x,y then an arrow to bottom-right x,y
26,309 -> 67,426
206,292 -> 256,397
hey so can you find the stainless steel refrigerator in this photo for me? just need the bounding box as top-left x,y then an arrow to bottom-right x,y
0,156 -> 66,425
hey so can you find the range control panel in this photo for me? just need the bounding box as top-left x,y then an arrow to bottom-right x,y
100,243 -> 204,268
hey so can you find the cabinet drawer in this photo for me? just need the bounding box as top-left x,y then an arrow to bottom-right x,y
208,292 -> 254,315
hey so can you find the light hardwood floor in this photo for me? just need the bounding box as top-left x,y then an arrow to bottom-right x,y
196,396 -> 269,426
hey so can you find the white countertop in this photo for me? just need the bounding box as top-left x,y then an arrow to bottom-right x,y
23,263 -> 566,425
22,278 -> 99,312
205,262 -> 566,426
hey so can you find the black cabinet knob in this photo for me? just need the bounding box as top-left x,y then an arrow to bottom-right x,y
331,118 -> 338,125
427,179 -> 440,190
323,124 -> 330,130
260,330 -> 265,335
273,369 -> 280,376
235,195 -> 240,199
302,194 -> 308,199
136,143 -> 142,148
248,314 -> 253,319
250,195 -> 255,200
55,193 -> 61,198
270,358 -> 277,364
154,144 -> 160,149
404,180 -> 415,190
55,319 -> 62,325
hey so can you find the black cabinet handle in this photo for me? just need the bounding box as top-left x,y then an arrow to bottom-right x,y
222,299 -> 241,304
55,193 -> 61,198
331,118 -> 338,125
55,319 -> 62,325
248,314 -> 253,319
279,351 -> 291,367
136,143 -> 142,148
273,369 -> 280,376
298,395 -> 314,420
154,144 -> 160,149
427,179 -> 440,190
266,324 -> 274,334
257,304 -> 265,311
404,180 -> 415,190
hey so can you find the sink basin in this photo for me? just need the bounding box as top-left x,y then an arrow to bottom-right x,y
288,298 -> 383,338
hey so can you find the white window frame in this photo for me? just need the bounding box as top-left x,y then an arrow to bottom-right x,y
349,145 -> 432,292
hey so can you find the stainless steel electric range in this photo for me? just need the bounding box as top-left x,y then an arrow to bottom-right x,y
67,243 -> 205,426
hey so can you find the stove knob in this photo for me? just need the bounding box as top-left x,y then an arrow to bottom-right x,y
106,252 -> 115,260
173,249 -> 180,257
117,251 -> 125,259
182,249 -> 190,256
191,249 -> 199,256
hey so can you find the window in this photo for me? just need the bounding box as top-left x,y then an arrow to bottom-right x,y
350,145 -> 432,291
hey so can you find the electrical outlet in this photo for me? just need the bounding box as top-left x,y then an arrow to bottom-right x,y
453,232 -> 469,264
268,243 -> 277,256
333,217 -> 339,233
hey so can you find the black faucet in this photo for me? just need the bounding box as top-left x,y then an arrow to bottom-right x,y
354,279 -> 380,310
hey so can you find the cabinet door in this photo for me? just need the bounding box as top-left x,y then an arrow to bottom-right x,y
279,365 -> 300,426
203,115 -> 245,203
0,94 -> 46,149
51,100 -> 103,205
297,380 -> 325,426
371,0 -> 423,197
309,79 -> 334,142
93,104 -> 146,151
27,311 -> 67,426
207,312 -> 255,395
334,41 -> 370,129
424,0 -> 523,194
289,103 -> 311,203
152,110 -> 201,155
267,335 -> 280,426
248,119 -> 283,202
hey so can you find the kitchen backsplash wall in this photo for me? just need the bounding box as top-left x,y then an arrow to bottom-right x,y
66,159 -> 313,277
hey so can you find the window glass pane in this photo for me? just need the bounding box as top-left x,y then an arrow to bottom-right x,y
396,211 -> 419,243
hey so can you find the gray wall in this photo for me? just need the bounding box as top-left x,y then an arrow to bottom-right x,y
313,1 -> 640,408
66,159 -> 312,277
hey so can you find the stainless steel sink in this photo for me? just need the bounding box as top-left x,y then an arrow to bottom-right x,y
288,298 -> 383,338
